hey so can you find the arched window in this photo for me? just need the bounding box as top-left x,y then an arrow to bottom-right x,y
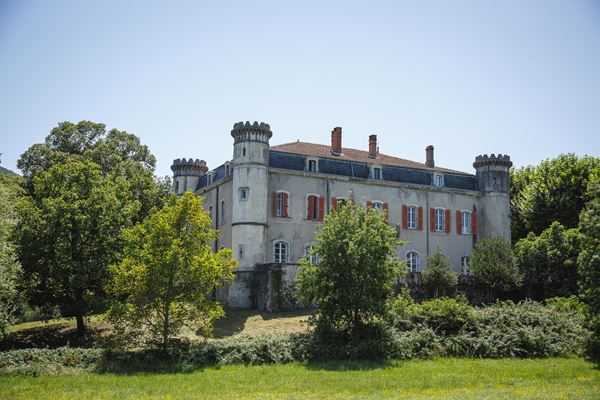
273,240 -> 289,264
406,251 -> 420,273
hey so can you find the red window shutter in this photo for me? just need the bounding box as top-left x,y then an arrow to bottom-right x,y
283,193 -> 289,217
383,202 -> 389,223
402,205 -> 408,229
367,200 -> 373,209
332,197 -> 337,211
272,192 -> 277,216
430,208 -> 436,232
418,207 -> 423,231
445,209 -> 451,233
307,195 -> 315,220
472,207 -> 478,235
318,196 -> 325,221
456,210 -> 462,235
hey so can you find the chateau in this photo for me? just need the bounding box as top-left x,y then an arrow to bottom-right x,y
171,121 -> 512,309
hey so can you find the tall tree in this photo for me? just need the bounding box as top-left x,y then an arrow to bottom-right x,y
470,237 -> 522,303
511,154 -> 600,242
15,121 -> 169,334
0,174 -> 22,339
297,202 -> 403,336
16,160 -> 135,334
578,168 -> 600,361
514,222 -> 580,300
108,192 -> 236,349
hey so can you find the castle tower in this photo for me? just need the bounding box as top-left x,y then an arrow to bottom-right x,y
473,154 -> 513,242
229,121 -> 272,307
170,158 -> 208,195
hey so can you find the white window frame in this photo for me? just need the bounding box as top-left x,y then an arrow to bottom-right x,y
273,240 -> 289,264
435,208 -> 445,232
407,205 -> 417,230
406,251 -> 420,273
461,210 -> 472,235
239,187 -> 249,201
304,245 -> 320,265
306,158 -> 318,173
372,200 -> 384,210
371,166 -> 383,180
433,173 -> 444,187
461,255 -> 470,275
276,191 -> 289,218
306,193 -> 320,220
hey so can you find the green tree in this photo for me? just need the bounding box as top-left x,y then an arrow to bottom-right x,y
421,250 -> 457,298
297,202 -> 403,336
470,237 -> 521,302
17,121 -> 166,223
514,222 -> 580,300
0,174 -> 22,339
108,192 -> 236,349
15,160 -> 135,334
511,154 -> 600,242
578,168 -> 600,361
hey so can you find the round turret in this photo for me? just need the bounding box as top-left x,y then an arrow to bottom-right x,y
170,158 -> 208,194
231,121 -> 272,144
473,153 -> 512,193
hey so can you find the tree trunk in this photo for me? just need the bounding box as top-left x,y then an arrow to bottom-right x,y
75,314 -> 85,336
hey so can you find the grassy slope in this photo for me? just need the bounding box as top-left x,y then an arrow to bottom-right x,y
0,358 -> 598,400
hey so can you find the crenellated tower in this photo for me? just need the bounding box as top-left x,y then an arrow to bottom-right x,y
229,121 -> 272,307
473,154 -> 513,242
170,158 -> 208,195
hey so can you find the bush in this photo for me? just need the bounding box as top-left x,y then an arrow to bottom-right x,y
408,297 -> 476,336
421,250 -> 457,298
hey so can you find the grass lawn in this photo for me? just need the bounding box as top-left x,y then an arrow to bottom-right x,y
0,358 -> 598,400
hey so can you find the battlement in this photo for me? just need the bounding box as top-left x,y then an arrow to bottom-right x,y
473,153 -> 513,169
170,158 -> 208,176
231,121 -> 272,144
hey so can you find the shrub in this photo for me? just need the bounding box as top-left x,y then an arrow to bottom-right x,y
408,297 -> 475,336
421,250 -> 457,298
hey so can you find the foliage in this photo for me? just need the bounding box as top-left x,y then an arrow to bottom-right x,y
14,160 -> 134,334
296,202 -> 403,337
578,167 -> 600,362
15,121 -> 169,334
0,175 -> 22,340
510,154 -> 600,242
545,296 -> 588,318
107,192 -> 236,349
409,297 -> 475,336
421,250 -> 457,298
470,237 -> 521,302
514,222 -> 581,299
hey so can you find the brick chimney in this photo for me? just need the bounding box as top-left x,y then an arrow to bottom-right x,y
425,145 -> 434,168
368,134 -> 378,158
331,127 -> 342,155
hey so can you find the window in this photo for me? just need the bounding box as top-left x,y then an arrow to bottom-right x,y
274,241 -> 288,263
225,164 -> 230,177
221,200 -> 225,222
208,206 -> 213,220
307,159 -> 318,173
304,245 -> 320,265
434,174 -> 444,187
407,251 -> 420,273
435,208 -> 445,232
461,256 -> 470,275
462,211 -> 472,234
239,187 -> 249,201
372,167 -> 382,180
307,195 -> 319,220
238,245 -> 245,260
372,201 -> 384,210
275,192 -> 288,217
408,206 -> 417,229
174,180 -> 179,193
242,147 -> 246,157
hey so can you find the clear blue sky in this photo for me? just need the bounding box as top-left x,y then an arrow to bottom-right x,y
1,0 -> 599,177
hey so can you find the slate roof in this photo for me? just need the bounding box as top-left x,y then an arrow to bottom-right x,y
271,141 -> 471,176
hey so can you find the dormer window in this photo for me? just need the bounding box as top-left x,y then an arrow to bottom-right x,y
307,158 -> 318,173
433,173 -> 444,187
371,166 -> 382,180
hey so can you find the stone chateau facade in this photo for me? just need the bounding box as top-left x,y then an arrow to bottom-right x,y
171,121 -> 512,309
